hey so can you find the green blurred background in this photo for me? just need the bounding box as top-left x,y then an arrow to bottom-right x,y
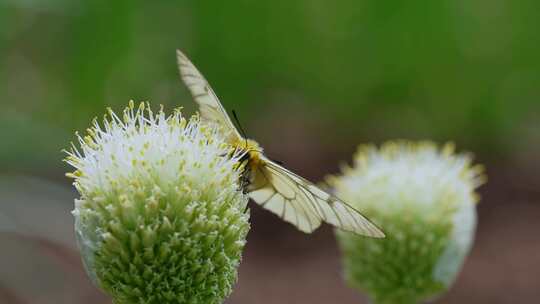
1,1 -> 539,303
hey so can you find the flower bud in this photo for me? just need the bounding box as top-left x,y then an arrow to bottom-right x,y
328,141 -> 485,304
65,102 -> 250,304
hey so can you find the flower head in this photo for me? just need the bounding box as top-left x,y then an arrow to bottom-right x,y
65,101 -> 250,304
328,141 -> 485,304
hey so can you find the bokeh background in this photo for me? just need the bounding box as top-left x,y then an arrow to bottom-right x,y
1,1 -> 539,303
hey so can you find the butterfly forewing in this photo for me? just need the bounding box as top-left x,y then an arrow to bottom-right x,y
176,50 -> 242,142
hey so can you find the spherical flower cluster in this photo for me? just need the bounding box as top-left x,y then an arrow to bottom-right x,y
328,141 -> 485,304
65,102 -> 250,304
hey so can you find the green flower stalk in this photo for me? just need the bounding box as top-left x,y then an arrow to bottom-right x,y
65,102 -> 250,304
328,141 -> 485,304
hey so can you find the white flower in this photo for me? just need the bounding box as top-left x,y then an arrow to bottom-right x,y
65,101 -> 250,304
328,141 -> 485,304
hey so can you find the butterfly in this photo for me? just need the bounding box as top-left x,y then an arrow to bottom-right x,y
176,50 -> 384,237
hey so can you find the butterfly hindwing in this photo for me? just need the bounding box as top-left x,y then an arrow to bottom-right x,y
248,161 -> 322,233
249,156 -> 385,237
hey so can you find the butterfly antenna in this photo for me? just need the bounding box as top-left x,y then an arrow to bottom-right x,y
232,109 -> 250,149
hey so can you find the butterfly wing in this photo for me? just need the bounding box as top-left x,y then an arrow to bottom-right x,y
177,50 -> 384,237
249,156 -> 385,237
176,50 -> 243,142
